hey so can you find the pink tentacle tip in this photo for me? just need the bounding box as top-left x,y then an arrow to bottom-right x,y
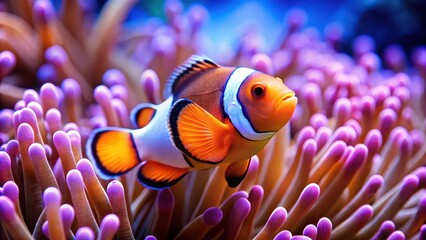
45,108 -> 62,126
364,129 -> 382,155
360,95 -> 375,115
387,231 -> 405,240
17,123 -> 34,142
248,185 -> 264,201
99,214 -> 120,237
303,224 -> 317,239
314,127 -> 332,147
43,187 -> 61,206
353,35 -> 375,57
302,139 -> 317,159
419,225 -> 426,239
223,198 -> 251,238
309,113 -> 328,130
0,51 -> 16,77
248,155 -> 260,171
53,130 -> 71,150
296,126 -> 315,146
18,108 -> 37,129
37,63 -> 58,84
378,108 -> 397,130
360,53 -> 381,72
141,69 -> 161,102
75,227 -> 95,240
353,205 -> 374,222
0,151 -> 11,170
268,207 -> 288,226
62,78 -> 82,99
28,143 -> 47,161
372,220 -> 395,240
94,85 -> 113,105
40,83 -> 59,102
0,109 -> 13,131
384,96 -> 401,113
45,45 -> 68,66
333,98 -> 352,116
145,235 -> 158,240
27,102 -> 44,119
400,175 -> 420,196
250,53 -> 273,75
111,85 -> 128,101
0,196 -> 16,221
203,207 -> 223,225
66,169 -> 84,190
103,69 -> 126,86
188,4 -> 209,30
299,183 -> 320,206
107,180 -> 125,197
23,90 -> 41,105
42,221 -> 49,238
152,33 -> 176,54
60,204 -> 75,227
76,158 -> 95,176
2,181 -> 19,202
316,217 -> 332,240
412,167 -> 426,189
342,144 -> 367,176
384,44 -> 405,66
68,129 -> 81,142
164,0 -> 183,21
304,82 -> 322,99
64,123 -> 80,132
286,8 -> 307,30
33,0 -> 56,24
157,188 -> 175,212
274,230 -> 292,240
364,175 -> 384,194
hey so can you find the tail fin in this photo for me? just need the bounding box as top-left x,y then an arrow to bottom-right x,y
86,127 -> 141,179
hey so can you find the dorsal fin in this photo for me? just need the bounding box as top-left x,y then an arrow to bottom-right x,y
164,55 -> 220,98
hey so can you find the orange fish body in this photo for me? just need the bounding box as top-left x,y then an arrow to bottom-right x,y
86,56 -> 297,189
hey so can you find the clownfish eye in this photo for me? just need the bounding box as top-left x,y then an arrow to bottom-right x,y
251,83 -> 266,99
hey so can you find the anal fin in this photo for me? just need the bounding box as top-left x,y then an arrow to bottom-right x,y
130,103 -> 157,128
87,128 -> 141,178
225,158 -> 251,188
138,161 -> 189,189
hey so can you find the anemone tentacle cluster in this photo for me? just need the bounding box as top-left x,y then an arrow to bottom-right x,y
1,0 -> 426,239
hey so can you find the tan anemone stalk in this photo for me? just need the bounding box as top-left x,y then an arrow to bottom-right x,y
1,0 -> 426,239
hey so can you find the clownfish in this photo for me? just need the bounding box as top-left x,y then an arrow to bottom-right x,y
86,55 -> 297,189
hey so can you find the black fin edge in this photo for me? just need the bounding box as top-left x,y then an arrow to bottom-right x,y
164,55 -> 219,97
137,164 -> 188,190
130,103 -> 157,128
86,128 -> 140,179
225,158 -> 251,188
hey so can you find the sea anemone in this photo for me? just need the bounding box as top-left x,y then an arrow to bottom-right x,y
1,0 -> 426,239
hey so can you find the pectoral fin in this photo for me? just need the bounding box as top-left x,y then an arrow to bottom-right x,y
138,161 -> 189,189
225,158 -> 251,188
168,98 -> 232,164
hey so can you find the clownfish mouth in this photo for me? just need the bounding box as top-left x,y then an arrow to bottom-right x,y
275,91 -> 297,115
280,92 -> 296,102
